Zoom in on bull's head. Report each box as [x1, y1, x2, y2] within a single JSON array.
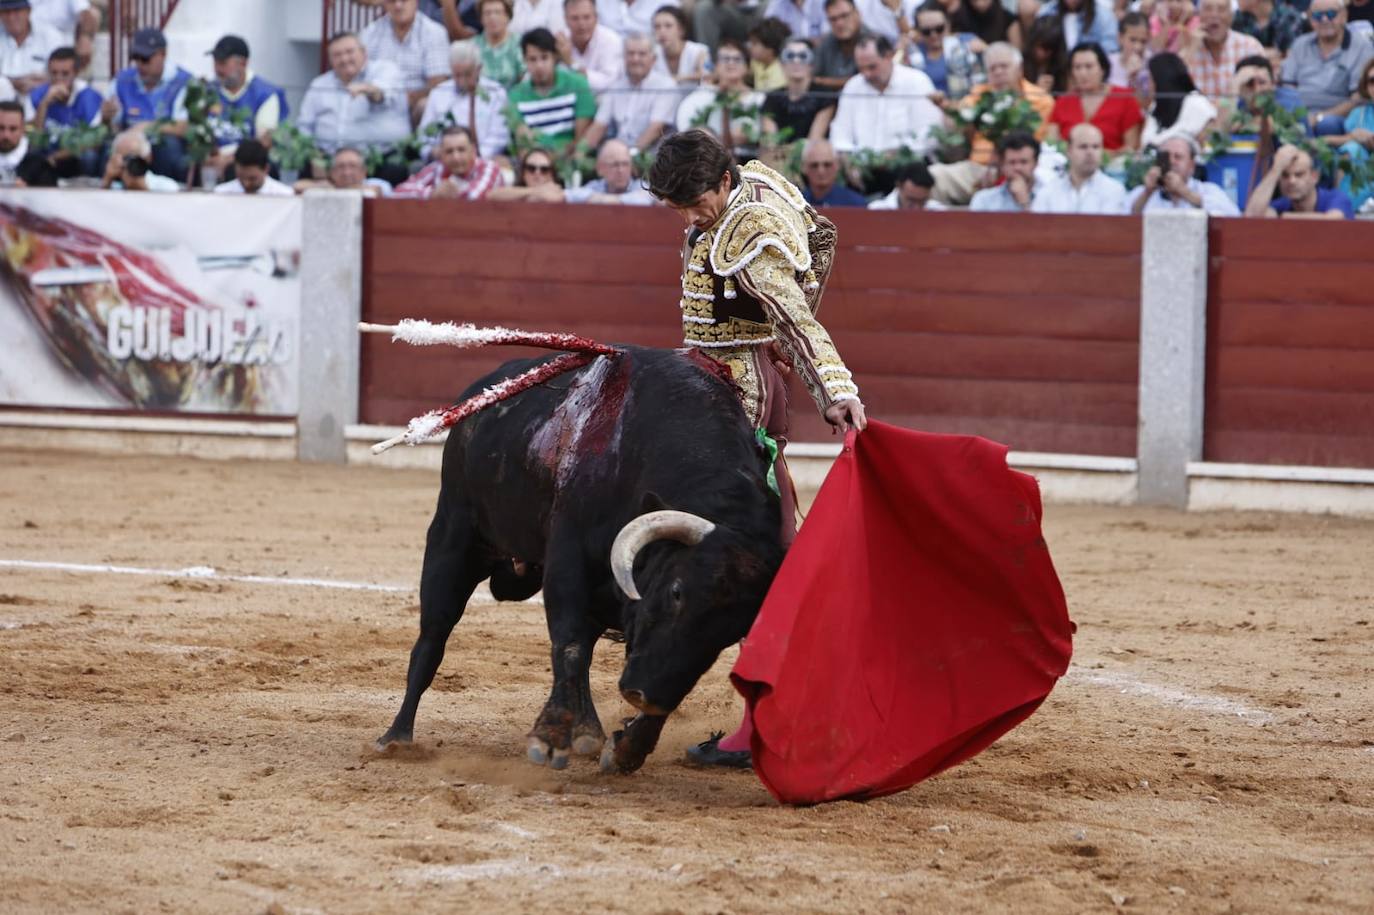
[[610, 501, 782, 715]]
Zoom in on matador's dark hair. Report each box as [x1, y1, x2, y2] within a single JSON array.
[[645, 128, 741, 206]]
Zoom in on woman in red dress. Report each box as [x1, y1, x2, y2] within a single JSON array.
[[1047, 41, 1144, 152]]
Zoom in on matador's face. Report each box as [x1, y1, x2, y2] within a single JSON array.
[[666, 172, 733, 232]]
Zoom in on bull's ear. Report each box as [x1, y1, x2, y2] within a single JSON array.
[[640, 491, 672, 514]]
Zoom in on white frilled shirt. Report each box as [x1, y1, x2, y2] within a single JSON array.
[[828, 65, 941, 156], [1031, 170, 1129, 215]]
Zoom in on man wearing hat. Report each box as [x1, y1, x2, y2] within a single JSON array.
[[206, 35, 288, 162], [0, 0, 67, 94], [100, 27, 192, 181]]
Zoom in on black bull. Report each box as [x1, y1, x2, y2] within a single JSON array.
[[377, 346, 785, 773]]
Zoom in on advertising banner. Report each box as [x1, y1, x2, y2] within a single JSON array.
[[0, 190, 301, 416]]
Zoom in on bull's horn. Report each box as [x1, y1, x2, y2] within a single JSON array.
[[610, 510, 716, 601]]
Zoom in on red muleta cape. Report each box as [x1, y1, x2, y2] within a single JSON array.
[[731, 420, 1074, 805]]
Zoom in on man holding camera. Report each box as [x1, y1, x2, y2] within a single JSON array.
[[1127, 135, 1239, 215], [100, 127, 180, 192]]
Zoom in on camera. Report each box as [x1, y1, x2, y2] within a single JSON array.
[[1155, 148, 1171, 199], [124, 156, 151, 178]]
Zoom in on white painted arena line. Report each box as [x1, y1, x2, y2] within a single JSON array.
[[0, 558, 414, 594], [1066, 665, 1275, 724]]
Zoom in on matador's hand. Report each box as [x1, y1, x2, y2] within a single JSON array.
[[825, 399, 867, 433]]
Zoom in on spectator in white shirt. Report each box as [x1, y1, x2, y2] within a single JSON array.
[[868, 160, 947, 209], [362, 0, 452, 120], [213, 139, 296, 196], [829, 34, 942, 168], [31, 0, 98, 72], [0, 0, 66, 94], [1127, 134, 1239, 216], [419, 39, 512, 160], [674, 39, 764, 154], [651, 5, 710, 86], [99, 127, 180, 192], [596, 0, 676, 38], [298, 33, 412, 157], [580, 31, 677, 151], [511, 0, 566, 39], [1032, 123, 1127, 214], [563, 137, 656, 203], [764, 0, 831, 42], [557, 0, 624, 92]]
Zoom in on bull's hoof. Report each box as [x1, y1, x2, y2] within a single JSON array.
[[572, 734, 604, 757], [526, 736, 550, 766], [374, 728, 413, 753], [599, 741, 617, 773]]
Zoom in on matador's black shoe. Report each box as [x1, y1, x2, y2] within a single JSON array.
[[684, 731, 752, 769]]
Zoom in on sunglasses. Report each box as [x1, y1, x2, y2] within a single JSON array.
[[1311, 8, 1339, 21], [132, 54, 152, 63], [918, 25, 946, 35], [523, 163, 553, 174], [717, 54, 746, 64], [781, 50, 813, 63], [804, 160, 837, 168]]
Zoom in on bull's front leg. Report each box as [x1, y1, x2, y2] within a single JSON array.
[[599, 713, 667, 774], [526, 567, 605, 769]]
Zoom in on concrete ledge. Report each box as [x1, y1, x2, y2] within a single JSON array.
[[0, 419, 297, 461], [1189, 476, 1374, 517]]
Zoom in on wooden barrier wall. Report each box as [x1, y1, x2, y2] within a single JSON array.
[[1205, 220, 1374, 468], [361, 202, 1143, 454]]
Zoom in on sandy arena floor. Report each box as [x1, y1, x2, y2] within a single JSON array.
[[0, 449, 1371, 914]]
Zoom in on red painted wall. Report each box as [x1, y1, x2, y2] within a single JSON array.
[[361, 201, 1142, 454]]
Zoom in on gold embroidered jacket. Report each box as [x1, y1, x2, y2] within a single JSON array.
[[679, 160, 860, 420]]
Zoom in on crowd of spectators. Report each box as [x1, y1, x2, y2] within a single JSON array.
[[5, 0, 1373, 218]]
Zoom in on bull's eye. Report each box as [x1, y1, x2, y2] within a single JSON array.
[[670, 580, 683, 604]]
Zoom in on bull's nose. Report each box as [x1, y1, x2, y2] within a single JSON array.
[[622, 688, 648, 710]]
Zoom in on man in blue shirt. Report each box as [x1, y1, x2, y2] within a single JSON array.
[[99, 27, 192, 181], [970, 131, 1043, 212], [204, 35, 288, 173], [800, 137, 869, 207], [29, 45, 100, 176], [1244, 143, 1355, 218]]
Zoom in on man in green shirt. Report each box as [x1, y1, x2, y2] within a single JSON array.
[[505, 27, 597, 154]]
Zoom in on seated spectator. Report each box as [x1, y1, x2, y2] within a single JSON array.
[[1140, 51, 1216, 148], [30, 0, 100, 41], [1109, 11, 1150, 93], [419, 39, 511, 161], [558, 0, 624, 93], [357, 0, 476, 40], [1353, 0, 1374, 26], [298, 32, 412, 156], [99, 127, 180, 192], [969, 129, 1042, 211], [1281, 0, 1374, 137], [506, 27, 597, 152], [1128, 134, 1239, 214], [855, 0, 909, 45], [511, 0, 568, 41], [1331, 57, 1374, 207], [598, 0, 677, 37], [487, 145, 566, 200], [1149, 0, 1198, 56], [1244, 143, 1354, 218], [100, 28, 193, 181], [868, 159, 947, 208], [1231, 54, 1304, 128], [1023, 16, 1069, 93], [815, 0, 873, 92], [0, 97, 49, 183], [953, 42, 1054, 165], [580, 32, 677, 153], [762, 39, 837, 144], [205, 36, 288, 173], [829, 35, 942, 162], [906, 3, 986, 99], [764, 0, 829, 43], [361, 0, 451, 120], [674, 38, 765, 153], [1032, 122, 1128, 212], [747, 17, 789, 92], [693, 0, 762, 52], [293, 146, 393, 197], [213, 139, 296, 196], [1234, 0, 1304, 56], [30, 45, 98, 132], [395, 124, 504, 197], [563, 137, 655, 202], [800, 137, 869, 206], [475, 0, 524, 89], [652, 5, 710, 86], [951, 0, 1021, 49], [0, 0, 65, 94], [1186, 0, 1263, 100], [1037, 0, 1118, 53], [1048, 41, 1142, 151]]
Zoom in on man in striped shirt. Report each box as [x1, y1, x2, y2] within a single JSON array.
[[395, 124, 504, 198], [506, 26, 596, 153]]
